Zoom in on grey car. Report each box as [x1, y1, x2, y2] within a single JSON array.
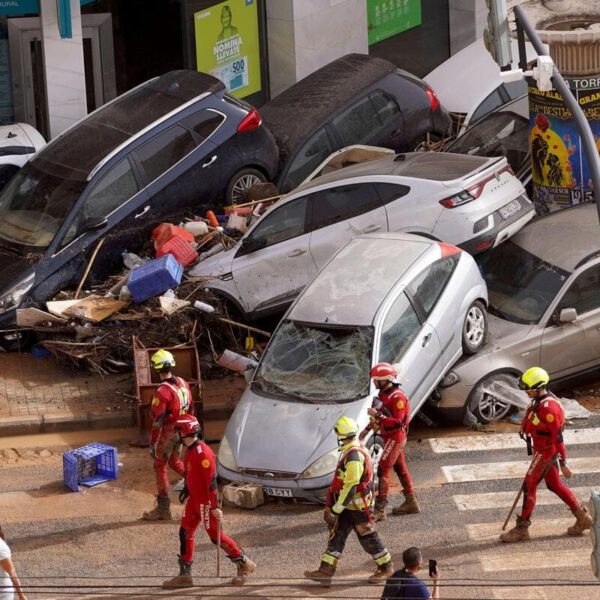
[[435, 204, 600, 424]]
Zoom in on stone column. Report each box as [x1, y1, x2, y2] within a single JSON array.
[[40, 0, 87, 138]]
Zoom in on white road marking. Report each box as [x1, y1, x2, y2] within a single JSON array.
[[466, 518, 573, 540], [493, 588, 548, 599], [429, 428, 600, 454], [480, 548, 588, 572], [454, 486, 592, 511], [442, 457, 600, 483]]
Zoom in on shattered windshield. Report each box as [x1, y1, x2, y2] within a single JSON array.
[[253, 320, 374, 403], [477, 241, 570, 324]]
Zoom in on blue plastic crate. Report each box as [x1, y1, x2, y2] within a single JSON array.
[[127, 254, 183, 303], [63, 442, 118, 492]]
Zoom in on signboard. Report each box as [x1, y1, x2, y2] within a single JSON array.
[[529, 78, 600, 213], [367, 0, 422, 46], [0, 22, 14, 125], [194, 0, 261, 99], [0, 0, 38, 16]]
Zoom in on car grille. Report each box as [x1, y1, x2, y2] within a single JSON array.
[[473, 216, 490, 234], [241, 468, 299, 480]]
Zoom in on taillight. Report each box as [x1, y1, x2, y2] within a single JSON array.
[[237, 108, 261, 133], [439, 191, 475, 208], [425, 87, 440, 112], [440, 163, 513, 208], [438, 242, 461, 257]]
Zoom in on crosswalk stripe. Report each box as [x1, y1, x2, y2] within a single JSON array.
[[453, 486, 592, 510], [466, 518, 573, 540], [480, 548, 588, 572], [430, 428, 600, 454], [492, 587, 548, 599], [442, 457, 600, 483]]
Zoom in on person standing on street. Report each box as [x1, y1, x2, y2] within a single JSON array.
[[142, 349, 192, 521], [360, 362, 419, 521], [0, 526, 27, 600], [380, 547, 440, 599], [500, 367, 593, 543], [305, 416, 393, 586], [162, 414, 256, 588]]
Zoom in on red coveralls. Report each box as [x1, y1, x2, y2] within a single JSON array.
[[372, 385, 413, 502], [179, 440, 242, 564], [519, 392, 579, 521], [150, 376, 192, 496]]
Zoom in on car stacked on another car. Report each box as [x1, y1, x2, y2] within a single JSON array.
[[0, 123, 45, 191]]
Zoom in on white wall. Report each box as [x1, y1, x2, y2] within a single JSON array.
[[449, 0, 487, 55]]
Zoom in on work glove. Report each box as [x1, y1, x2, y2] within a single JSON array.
[[358, 429, 368, 442], [178, 484, 189, 504], [324, 509, 339, 529], [211, 508, 223, 521]]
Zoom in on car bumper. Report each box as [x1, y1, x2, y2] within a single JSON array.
[[0, 308, 17, 329]]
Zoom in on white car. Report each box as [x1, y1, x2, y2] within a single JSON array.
[[191, 151, 532, 319], [0, 123, 45, 190]]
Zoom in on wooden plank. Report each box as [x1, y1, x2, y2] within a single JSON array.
[[46, 300, 80, 318], [63, 295, 128, 323], [16, 308, 67, 327]]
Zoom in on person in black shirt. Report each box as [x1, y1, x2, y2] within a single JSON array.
[[381, 547, 440, 599]]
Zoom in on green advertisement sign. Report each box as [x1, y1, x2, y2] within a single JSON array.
[[367, 0, 422, 46], [194, 0, 261, 99]]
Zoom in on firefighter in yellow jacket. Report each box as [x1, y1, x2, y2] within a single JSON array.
[[304, 416, 393, 586]]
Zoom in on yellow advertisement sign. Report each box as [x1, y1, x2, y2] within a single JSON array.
[[194, 0, 261, 99]]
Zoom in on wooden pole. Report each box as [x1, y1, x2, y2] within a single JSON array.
[[75, 238, 105, 299], [502, 487, 523, 531]]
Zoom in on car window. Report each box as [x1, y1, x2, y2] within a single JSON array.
[[282, 128, 334, 193], [501, 80, 527, 101], [135, 125, 196, 184], [181, 110, 224, 140], [311, 183, 381, 230], [557, 265, 600, 316], [332, 95, 381, 147], [407, 256, 459, 318], [374, 182, 411, 204], [370, 90, 401, 125], [378, 292, 421, 365], [0, 164, 19, 192], [471, 88, 504, 123]]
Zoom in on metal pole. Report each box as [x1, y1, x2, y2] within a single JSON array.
[[513, 4, 600, 226]]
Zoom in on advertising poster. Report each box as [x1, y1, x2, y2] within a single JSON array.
[[367, 0, 422, 46], [194, 0, 261, 99], [529, 79, 600, 213]]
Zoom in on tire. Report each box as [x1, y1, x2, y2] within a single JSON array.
[[225, 168, 267, 204], [469, 372, 518, 424], [462, 300, 487, 355], [366, 433, 385, 491]]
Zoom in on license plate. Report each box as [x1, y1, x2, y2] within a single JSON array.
[[498, 199, 521, 220], [263, 486, 293, 498]]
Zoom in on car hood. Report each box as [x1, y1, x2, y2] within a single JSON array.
[[485, 313, 534, 347], [189, 245, 236, 277], [0, 246, 37, 293], [224, 385, 369, 474]]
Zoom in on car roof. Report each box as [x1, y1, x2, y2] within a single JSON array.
[[287, 233, 434, 326], [32, 70, 225, 181], [511, 204, 600, 272], [261, 54, 398, 157]]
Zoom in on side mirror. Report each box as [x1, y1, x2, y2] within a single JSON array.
[[81, 216, 108, 232], [559, 307, 577, 323]]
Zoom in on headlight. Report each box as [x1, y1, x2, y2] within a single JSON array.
[[217, 436, 239, 472], [439, 370, 461, 388], [0, 274, 35, 315], [301, 449, 338, 479]]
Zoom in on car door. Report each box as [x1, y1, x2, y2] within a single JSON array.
[[231, 196, 316, 315], [307, 183, 388, 270], [376, 290, 442, 417], [369, 89, 405, 150], [540, 263, 600, 377], [331, 94, 388, 149]]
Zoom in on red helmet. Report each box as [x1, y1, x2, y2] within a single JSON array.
[[174, 414, 201, 437], [370, 362, 397, 382]]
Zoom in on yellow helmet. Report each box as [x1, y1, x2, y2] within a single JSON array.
[[519, 367, 549, 390], [151, 349, 176, 371], [333, 416, 359, 441]]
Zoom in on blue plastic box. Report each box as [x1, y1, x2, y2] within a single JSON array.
[[128, 254, 183, 303], [63, 442, 118, 492]]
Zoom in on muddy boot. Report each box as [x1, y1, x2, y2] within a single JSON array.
[[142, 494, 172, 521], [499, 516, 531, 543], [567, 504, 593, 535], [368, 561, 393, 584], [304, 562, 336, 587], [162, 558, 193, 588], [372, 498, 388, 522], [392, 492, 420, 515], [231, 552, 256, 585]]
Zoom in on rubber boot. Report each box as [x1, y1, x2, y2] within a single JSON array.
[[162, 558, 193, 588], [304, 562, 336, 587], [142, 494, 172, 521], [373, 498, 388, 522], [368, 561, 393, 584], [499, 516, 531, 543], [567, 505, 593, 535], [231, 553, 256, 585], [391, 492, 420, 515]]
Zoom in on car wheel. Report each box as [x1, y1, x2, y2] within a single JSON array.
[[462, 300, 487, 355], [468, 372, 518, 424], [225, 168, 267, 204], [366, 433, 384, 490]]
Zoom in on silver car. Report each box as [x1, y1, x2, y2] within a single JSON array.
[[217, 233, 488, 499], [436, 204, 600, 424]]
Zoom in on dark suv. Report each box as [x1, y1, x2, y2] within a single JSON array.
[[261, 54, 452, 193]]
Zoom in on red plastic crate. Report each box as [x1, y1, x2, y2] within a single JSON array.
[[152, 223, 194, 250], [156, 235, 198, 267]]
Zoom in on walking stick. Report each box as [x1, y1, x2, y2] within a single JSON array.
[[502, 486, 523, 531], [216, 497, 222, 578]]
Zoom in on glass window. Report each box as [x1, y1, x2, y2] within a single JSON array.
[[501, 80, 527, 101], [332, 95, 381, 147], [247, 196, 308, 249], [378, 293, 421, 365], [558, 265, 600, 316], [370, 90, 400, 125], [135, 125, 196, 183], [471, 88, 504, 123], [374, 182, 411, 205], [407, 256, 458, 318], [311, 184, 381, 230], [181, 110, 224, 139]]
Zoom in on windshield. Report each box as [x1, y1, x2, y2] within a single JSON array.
[[477, 241, 570, 324], [0, 162, 85, 248], [253, 320, 374, 403]]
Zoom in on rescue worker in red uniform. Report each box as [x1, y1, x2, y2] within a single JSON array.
[[142, 349, 192, 521], [359, 362, 419, 521], [162, 414, 256, 588], [305, 416, 393, 586], [500, 367, 593, 543]]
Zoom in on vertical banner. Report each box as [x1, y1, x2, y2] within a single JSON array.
[[0, 19, 14, 125], [194, 0, 261, 99], [367, 0, 422, 46]]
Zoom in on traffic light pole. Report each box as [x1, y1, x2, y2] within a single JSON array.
[[513, 4, 600, 224]]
